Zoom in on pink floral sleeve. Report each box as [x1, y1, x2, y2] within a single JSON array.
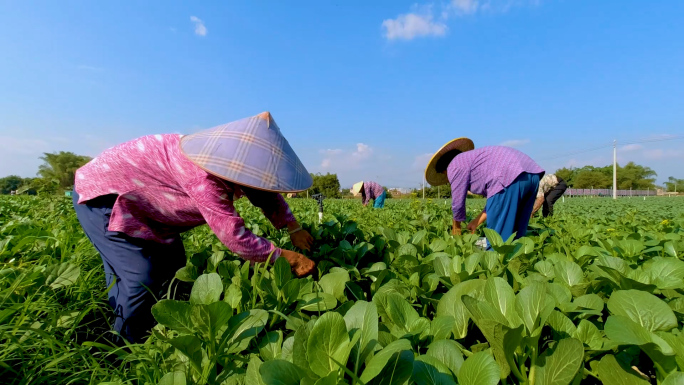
[[183, 175, 280, 263]]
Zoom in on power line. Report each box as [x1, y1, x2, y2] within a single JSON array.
[[537, 134, 683, 162]]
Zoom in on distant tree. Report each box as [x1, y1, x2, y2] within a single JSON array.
[[383, 186, 393, 199], [572, 170, 612, 189], [616, 162, 657, 189], [37, 151, 91, 190], [665, 176, 683, 192], [0, 175, 27, 194], [309, 173, 341, 199], [554, 167, 575, 186]]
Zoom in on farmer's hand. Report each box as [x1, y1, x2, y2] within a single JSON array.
[[280, 249, 316, 277], [290, 229, 313, 251], [467, 220, 479, 234]]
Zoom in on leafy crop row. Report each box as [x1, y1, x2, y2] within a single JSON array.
[[1, 196, 683, 385]]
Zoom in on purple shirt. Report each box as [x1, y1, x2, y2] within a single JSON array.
[[447, 146, 544, 221], [362, 181, 384, 206]]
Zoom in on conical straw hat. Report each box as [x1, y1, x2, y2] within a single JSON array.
[[180, 112, 313, 192], [351, 181, 364, 196], [424, 137, 475, 186]]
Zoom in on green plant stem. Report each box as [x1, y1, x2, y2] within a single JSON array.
[[528, 347, 538, 385]]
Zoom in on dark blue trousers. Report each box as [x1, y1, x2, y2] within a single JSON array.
[[72, 191, 186, 343], [485, 172, 542, 242]]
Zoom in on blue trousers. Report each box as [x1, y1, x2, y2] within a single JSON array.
[[72, 192, 186, 343], [485, 172, 541, 242], [373, 191, 387, 208]]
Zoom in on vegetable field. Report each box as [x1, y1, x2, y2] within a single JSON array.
[[1, 196, 684, 385]]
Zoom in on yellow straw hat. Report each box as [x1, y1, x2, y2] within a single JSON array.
[[424, 137, 475, 186], [351, 181, 364, 196]]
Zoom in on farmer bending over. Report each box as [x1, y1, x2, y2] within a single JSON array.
[[425, 139, 545, 242], [351, 181, 386, 208], [73, 112, 315, 343], [531, 173, 568, 218]]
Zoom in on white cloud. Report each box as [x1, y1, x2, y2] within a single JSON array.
[[352, 143, 373, 160], [319, 148, 343, 155], [319, 143, 375, 170], [190, 16, 207, 36], [382, 12, 447, 41], [449, 0, 480, 14], [620, 144, 643, 152], [384, 0, 541, 40], [643, 148, 684, 160], [499, 139, 530, 148]]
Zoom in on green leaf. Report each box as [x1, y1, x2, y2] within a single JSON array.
[[607, 290, 678, 332], [344, 301, 379, 371], [223, 309, 269, 353], [359, 339, 413, 384], [534, 338, 584, 385], [168, 335, 203, 372], [662, 372, 684, 385], [483, 228, 504, 248], [426, 340, 465, 377], [151, 300, 194, 334], [258, 331, 283, 361], [281, 279, 301, 305], [430, 316, 455, 341], [430, 239, 448, 253], [260, 359, 305, 385], [604, 315, 677, 375], [374, 292, 419, 335], [246, 356, 266, 385], [412, 355, 457, 385], [273, 257, 292, 289], [307, 311, 351, 377], [483, 277, 520, 326], [436, 279, 485, 338], [515, 282, 547, 334], [664, 242, 678, 258], [43, 263, 80, 289], [457, 352, 500, 385], [597, 354, 650, 385], [298, 292, 338, 312], [174, 265, 199, 282], [574, 320, 603, 350], [571, 294, 604, 315], [546, 310, 577, 339], [553, 260, 585, 287], [293, 320, 316, 373], [190, 301, 232, 340], [190, 273, 223, 305], [319, 271, 351, 302], [158, 372, 186, 385]]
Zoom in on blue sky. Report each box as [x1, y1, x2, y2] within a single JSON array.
[[1, 0, 682, 188]]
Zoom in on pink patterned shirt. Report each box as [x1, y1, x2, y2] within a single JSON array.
[[74, 134, 297, 263]]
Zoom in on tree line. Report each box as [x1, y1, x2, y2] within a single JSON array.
[[1, 153, 680, 195], [0, 152, 91, 195]]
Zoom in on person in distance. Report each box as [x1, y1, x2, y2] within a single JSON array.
[[425, 138, 545, 244], [351, 181, 387, 208], [531, 173, 568, 218], [72, 112, 315, 343]]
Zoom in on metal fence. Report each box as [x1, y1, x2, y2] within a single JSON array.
[[566, 188, 656, 197]]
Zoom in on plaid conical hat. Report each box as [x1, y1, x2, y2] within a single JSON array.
[[424, 137, 475, 186], [180, 112, 313, 193]]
